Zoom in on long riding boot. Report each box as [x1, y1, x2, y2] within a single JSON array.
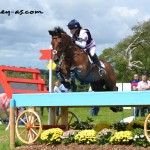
[[91, 54, 106, 76]]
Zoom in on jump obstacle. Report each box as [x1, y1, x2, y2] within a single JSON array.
[[10, 90, 150, 148], [0, 65, 49, 147], [2, 49, 149, 149]]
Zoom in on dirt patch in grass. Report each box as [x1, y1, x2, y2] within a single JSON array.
[[0, 135, 8, 142], [16, 143, 150, 150]]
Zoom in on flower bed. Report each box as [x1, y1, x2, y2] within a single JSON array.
[[39, 120, 150, 148]]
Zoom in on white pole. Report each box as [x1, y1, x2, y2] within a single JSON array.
[[49, 58, 52, 93], [48, 47, 52, 125], [48, 47, 55, 125]]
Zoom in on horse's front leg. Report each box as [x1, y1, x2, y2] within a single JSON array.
[[55, 67, 65, 81], [61, 60, 77, 92], [55, 59, 69, 81]]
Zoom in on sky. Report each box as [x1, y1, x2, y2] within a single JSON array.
[[0, 0, 150, 69]]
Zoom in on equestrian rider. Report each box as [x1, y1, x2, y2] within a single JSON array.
[[67, 19, 106, 76]]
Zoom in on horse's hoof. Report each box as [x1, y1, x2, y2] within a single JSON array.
[[118, 107, 123, 112], [110, 107, 123, 112], [110, 107, 118, 112]]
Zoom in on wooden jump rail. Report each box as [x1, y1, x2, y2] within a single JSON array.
[[0, 65, 51, 148], [0, 65, 48, 99], [10, 91, 150, 148]]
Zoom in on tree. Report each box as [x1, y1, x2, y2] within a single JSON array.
[[99, 20, 150, 82]]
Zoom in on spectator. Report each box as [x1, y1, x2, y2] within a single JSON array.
[[131, 74, 144, 117], [136, 72, 150, 116], [131, 74, 139, 90], [53, 81, 69, 118], [89, 86, 99, 116], [137, 72, 150, 91]]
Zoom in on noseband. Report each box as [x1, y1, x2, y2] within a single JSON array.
[[52, 36, 65, 67]]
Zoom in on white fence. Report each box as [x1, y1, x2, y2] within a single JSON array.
[[116, 83, 131, 91], [116, 83, 131, 109]]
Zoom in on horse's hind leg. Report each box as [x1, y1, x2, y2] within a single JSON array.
[[105, 83, 123, 112]]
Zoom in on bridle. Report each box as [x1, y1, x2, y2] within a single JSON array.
[[52, 35, 86, 67], [52, 36, 66, 67]]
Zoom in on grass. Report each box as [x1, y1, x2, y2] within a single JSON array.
[[0, 124, 10, 150], [0, 124, 24, 150], [0, 107, 147, 149], [40, 107, 134, 125]]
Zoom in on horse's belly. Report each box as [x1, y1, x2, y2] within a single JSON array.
[[74, 67, 100, 83]]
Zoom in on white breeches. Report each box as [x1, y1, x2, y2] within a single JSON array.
[[86, 46, 96, 57]]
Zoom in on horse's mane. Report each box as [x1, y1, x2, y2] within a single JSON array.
[[53, 26, 66, 34], [49, 26, 68, 37]]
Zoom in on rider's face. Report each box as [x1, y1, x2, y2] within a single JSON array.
[[69, 28, 76, 35]]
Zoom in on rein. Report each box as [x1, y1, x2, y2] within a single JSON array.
[[52, 34, 86, 68]]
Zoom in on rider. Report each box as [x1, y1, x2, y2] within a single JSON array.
[[67, 19, 106, 76]]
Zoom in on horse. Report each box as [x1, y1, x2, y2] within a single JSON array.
[[49, 27, 122, 112]]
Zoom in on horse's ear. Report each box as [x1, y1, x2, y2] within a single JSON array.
[[48, 30, 61, 37], [48, 30, 55, 36]]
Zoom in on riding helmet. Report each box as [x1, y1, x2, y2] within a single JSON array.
[[67, 19, 81, 29]]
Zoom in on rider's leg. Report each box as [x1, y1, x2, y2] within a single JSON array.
[[88, 47, 106, 76]]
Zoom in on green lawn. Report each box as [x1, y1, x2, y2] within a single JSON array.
[[40, 107, 134, 125], [0, 107, 147, 150]]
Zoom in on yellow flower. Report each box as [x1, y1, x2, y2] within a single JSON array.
[[40, 128, 63, 144], [75, 130, 96, 144], [110, 131, 133, 144]]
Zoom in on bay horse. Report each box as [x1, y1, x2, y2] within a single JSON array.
[[49, 27, 122, 112]]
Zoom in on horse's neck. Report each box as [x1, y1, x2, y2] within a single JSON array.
[[65, 46, 90, 67]]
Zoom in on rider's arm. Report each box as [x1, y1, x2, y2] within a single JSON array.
[[74, 31, 88, 48], [75, 40, 86, 48]]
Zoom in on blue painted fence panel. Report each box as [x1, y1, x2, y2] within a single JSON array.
[[10, 91, 150, 107]]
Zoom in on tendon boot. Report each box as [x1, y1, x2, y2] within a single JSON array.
[[55, 67, 65, 82], [91, 54, 106, 76]]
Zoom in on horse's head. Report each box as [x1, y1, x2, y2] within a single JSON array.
[[49, 27, 66, 63], [49, 27, 72, 64]]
